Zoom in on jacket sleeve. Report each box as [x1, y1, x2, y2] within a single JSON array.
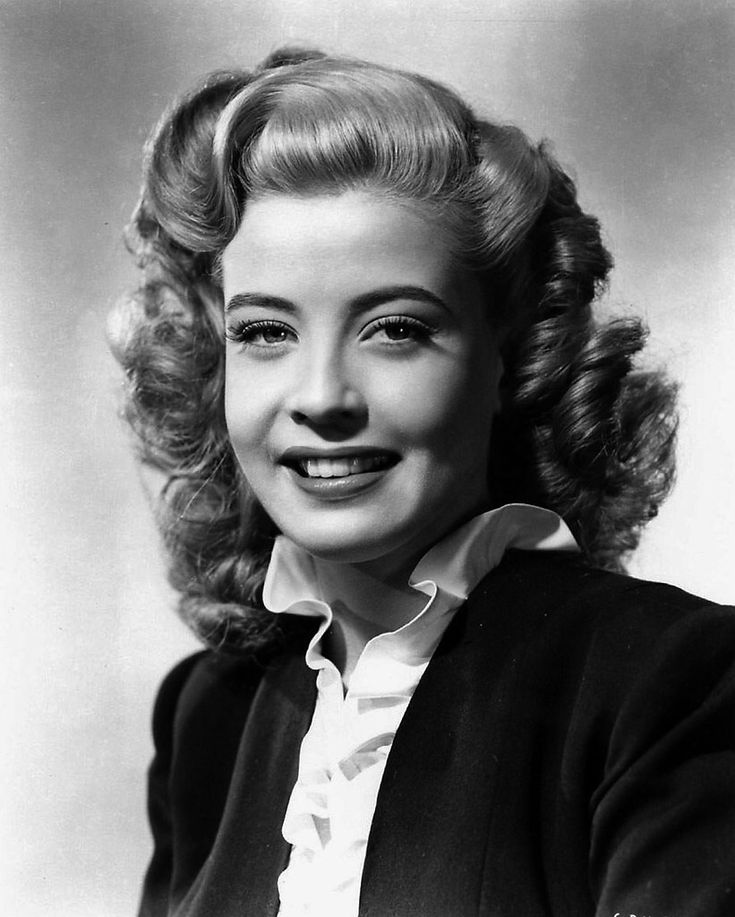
[[138, 652, 207, 917], [589, 602, 735, 917]]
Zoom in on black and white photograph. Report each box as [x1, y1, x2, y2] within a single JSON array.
[[2, 1, 734, 915]]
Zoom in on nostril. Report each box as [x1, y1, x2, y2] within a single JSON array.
[[290, 403, 367, 427], [287, 385, 367, 426]]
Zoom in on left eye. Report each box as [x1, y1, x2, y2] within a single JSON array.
[[367, 316, 434, 344], [225, 320, 295, 347]]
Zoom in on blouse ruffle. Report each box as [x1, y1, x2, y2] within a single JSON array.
[[263, 504, 577, 917]]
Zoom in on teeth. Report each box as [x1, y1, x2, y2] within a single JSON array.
[[300, 455, 391, 478]]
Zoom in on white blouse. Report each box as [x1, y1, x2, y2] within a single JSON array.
[[262, 504, 578, 917]]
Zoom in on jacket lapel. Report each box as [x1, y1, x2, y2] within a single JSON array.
[[176, 649, 317, 917], [359, 562, 528, 917]]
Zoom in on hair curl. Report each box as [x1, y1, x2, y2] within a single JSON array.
[[110, 47, 677, 652]]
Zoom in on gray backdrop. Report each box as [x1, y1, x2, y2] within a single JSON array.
[[2, 1, 733, 914]]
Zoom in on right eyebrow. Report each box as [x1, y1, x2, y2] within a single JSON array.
[[224, 293, 297, 314]]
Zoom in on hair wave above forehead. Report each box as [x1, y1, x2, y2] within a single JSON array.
[[212, 58, 480, 225], [143, 52, 552, 272]]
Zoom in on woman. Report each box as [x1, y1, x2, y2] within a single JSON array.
[[112, 48, 735, 917]]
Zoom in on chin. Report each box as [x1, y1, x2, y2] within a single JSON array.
[[274, 508, 442, 571], [279, 528, 398, 565]]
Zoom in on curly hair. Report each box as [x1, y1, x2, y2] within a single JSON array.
[[110, 47, 677, 652]]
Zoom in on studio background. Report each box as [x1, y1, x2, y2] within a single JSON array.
[[1, 1, 733, 914]]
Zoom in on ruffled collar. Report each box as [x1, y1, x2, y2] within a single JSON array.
[[262, 503, 578, 678]]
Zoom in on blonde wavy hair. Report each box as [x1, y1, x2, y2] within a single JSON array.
[[110, 48, 677, 652]]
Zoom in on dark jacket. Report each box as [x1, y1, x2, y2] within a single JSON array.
[[138, 549, 735, 916]]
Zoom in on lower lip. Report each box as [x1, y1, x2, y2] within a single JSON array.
[[283, 464, 393, 500]]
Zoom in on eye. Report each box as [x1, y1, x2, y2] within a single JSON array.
[[365, 315, 436, 345], [225, 319, 296, 348]]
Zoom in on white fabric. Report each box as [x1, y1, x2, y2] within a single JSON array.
[[262, 504, 578, 917]]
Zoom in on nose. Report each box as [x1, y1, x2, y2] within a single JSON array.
[[285, 348, 368, 434]]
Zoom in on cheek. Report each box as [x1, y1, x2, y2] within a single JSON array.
[[388, 353, 498, 459], [224, 370, 271, 458]]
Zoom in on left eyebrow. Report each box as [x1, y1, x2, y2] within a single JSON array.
[[225, 293, 296, 314], [350, 285, 450, 314]]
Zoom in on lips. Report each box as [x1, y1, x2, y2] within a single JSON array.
[[279, 448, 399, 479]]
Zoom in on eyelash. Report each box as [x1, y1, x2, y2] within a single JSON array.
[[224, 315, 437, 349], [225, 320, 294, 347], [367, 315, 436, 344]]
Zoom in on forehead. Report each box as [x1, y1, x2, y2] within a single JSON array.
[[221, 191, 465, 301]]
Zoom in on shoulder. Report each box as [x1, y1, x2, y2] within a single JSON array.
[[483, 547, 733, 639], [491, 547, 719, 608], [151, 648, 274, 754], [150, 614, 317, 756], [466, 548, 735, 713]]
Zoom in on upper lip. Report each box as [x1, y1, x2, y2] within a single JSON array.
[[278, 446, 399, 464]]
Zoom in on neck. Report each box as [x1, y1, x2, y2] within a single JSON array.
[[312, 556, 426, 686], [307, 501, 494, 684]]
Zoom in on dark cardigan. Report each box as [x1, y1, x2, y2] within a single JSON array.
[[139, 550, 735, 917]]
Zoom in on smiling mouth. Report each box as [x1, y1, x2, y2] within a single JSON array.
[[282, 452, 399, 479]]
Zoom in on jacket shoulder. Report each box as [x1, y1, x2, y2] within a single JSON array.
[[140, 649, 281, 916], [152, 649, 272, 764], [491, 548, 732, 635], [468, 549, 735, 714]]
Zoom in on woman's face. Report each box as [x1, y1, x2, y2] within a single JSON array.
[[222, 191, 502, 575]]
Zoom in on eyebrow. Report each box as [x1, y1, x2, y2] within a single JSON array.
[[225, 293, 296, 314], [224, 285, 450, 315]]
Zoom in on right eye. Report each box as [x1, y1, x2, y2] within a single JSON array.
[[225, 320, 296, 349]]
